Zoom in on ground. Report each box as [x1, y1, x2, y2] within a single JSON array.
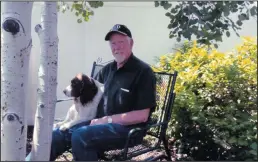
[[27, 134, 179, 161], [26, 127, 181, 161], [54, 148, 178, 161]]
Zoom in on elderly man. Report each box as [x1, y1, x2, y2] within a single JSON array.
[[50, 24, 156, 161]]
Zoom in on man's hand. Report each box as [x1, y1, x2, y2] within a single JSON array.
[[90, 109, 150, 126], [90, 116, 108, 126]]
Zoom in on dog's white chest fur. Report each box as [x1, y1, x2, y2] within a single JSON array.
[[54, 80, 104, 131]]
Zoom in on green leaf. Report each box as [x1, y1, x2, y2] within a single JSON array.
[[189, 19, 198, 26], [215, 35, 222, 42], [223, 7, 230, 17], [238, 139, 248, 146], [250, 142, 257, 150], [239, 13, 247, 21], [251, 114, 257, 120], [250, 6, 257, 16], [215, 20, 224, 28], [84, 16, 89, 22], [236, 20, 243, 26], [232, 8, 238, 13], [182, 30, 191, 40], [171, 8, 177, 14], [77, 18, 82, 23], [82, 10, 87, 17], [160, 2, 172, 10], [171, 21, 178, 28], [99, 1, 104, 7], [57, 5, 60, 11], [198, 19, 205, 25], [165, 12, 171, 17], [197, 31, 205, 37], [192, 116, 199, 120], [204, 24, 211, 30], [163, 3, 172, 10], [168, 24, 173, 29], [74, 3, 81, 10], [176, 37, 181, 42], [169, 34, 176, 39], [249, 150, 257, 156], [89, 11, 94, 16], [88, 1, 104, 8], [154, 1, 159, 7], [214, 44, 218, 48], [226, 31, 230, 37], [228, 137, 237, 144]]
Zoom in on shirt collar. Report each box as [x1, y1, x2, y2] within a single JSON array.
[[111, 53, 135, 71]]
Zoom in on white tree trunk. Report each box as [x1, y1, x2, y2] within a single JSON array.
[[1, 2, 33, 161], [29, 2, 59, 161]]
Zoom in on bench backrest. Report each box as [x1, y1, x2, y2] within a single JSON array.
[[149, 72, 177, 141], [91, 62, 105, 79]]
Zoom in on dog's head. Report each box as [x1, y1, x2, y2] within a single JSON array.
[[63, 73, 98, 105]]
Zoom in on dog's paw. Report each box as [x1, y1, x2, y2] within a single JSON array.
[[53, 122, 62, 129], [53, 124, 59, 129], [59, 124, 70, 131]]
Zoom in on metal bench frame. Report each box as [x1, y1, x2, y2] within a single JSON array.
[[27, 59, 178, 161]]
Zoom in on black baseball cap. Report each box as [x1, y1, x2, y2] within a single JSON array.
[[105, 24, 132, 41]]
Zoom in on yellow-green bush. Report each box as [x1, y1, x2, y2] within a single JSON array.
[[152, 37, 257, 160]]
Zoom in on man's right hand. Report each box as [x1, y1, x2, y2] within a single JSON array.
[[90, 116, 109, 126]]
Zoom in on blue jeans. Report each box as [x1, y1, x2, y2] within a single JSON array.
[[50, 121, 144, 161]]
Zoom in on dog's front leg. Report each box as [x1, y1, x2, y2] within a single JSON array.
[[54, 117, 70, 129], [53, 106, 74, 129], [54, 121, 66, 129]]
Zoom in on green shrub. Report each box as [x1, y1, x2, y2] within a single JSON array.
[[152, 37, 257, 160]]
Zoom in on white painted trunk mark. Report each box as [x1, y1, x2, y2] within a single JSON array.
[[1, 2, 34, 161], [29, 2, 59, 161]]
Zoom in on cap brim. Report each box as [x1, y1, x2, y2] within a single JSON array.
[[105, 31, 128, 41]]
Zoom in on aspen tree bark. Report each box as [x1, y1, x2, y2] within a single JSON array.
[[1, 2, 34, 161], [29, 2, 59, 161]]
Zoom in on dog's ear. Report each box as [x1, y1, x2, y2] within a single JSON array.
[[79, 75, 98, 105]]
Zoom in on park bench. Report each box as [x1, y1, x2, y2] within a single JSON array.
[[27, 59, 178, 161]]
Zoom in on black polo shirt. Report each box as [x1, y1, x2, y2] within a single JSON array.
[[95, 54, 156, 128]]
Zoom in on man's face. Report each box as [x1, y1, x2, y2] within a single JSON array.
[[109, 33, 133, 64]]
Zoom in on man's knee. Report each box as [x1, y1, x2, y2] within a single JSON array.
[[52, 128, 67, 145], [71, 125, 105, 150], [50, 128, 70, 161], [71, 126, 91, 146]]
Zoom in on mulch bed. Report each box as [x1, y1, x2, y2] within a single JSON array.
[[26, 128, 180, 161]]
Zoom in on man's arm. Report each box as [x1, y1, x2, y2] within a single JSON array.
[[90, 108, 150, 126]]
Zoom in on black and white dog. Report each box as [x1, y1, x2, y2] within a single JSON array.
[[54, 73, 104, 131]]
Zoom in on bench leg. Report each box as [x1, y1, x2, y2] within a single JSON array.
[[162, 136, 172, 161]]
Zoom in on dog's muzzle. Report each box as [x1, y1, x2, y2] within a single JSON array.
[[63, 85, 72, 97]]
